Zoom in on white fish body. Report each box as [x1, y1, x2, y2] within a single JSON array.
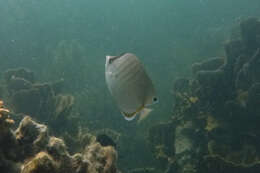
[[105, 53, 158, 121]]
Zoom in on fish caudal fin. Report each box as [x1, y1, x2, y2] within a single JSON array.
[[138, 108, 153, 123]]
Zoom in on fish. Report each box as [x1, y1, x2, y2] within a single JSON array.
[[105, 53, 158, 121]]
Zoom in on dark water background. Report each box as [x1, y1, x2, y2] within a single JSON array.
[[0, 0, 260, 171]]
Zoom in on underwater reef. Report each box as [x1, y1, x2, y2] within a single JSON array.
[[0, 100, 121, 173], [148, 17, 260, 173], [2, 67, 79, 135], [0, 68, 121, 172]]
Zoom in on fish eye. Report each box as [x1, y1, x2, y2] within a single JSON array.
[[153, 97, 158, 102]]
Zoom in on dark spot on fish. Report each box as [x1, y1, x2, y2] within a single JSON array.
[[153, 97, 158, 102]]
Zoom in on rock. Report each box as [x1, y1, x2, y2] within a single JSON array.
[[4, 68, 35, 84], [148, 122, 175, 158], [11, 83, 55, 120], [7, 77, 33, 92], [196, 69, 225, 87], [95, 129, 120, 149], [71, 153, 89, 173], [96, 134, 117, 148], [248, 82, 260, 116], [233, 55, 249, 76], [235, 49, 260, 90], [84, 143, 117, 173], [149, 17, 260, 173], [129, 168, 156, 173], [0, 99, 121, 173], [199, 155, 260, 173], [164, 161, 178, 173], [173, 78, 190, 93], [47, 137, 75, 173], [0, 101, 21, 173], [53, 94, 74, 120], [192, 57, 224, 75], [15, 116, 49, 157], [21, 152, 58, 173], [240, 17, 260, 53], [224, 40, 245, 66], [235, 62, 251, 90], [248, 49, 260, 83], [47, 137, 69, 160]]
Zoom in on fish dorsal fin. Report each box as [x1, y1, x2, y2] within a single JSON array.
[[107, 53, 128, 64]]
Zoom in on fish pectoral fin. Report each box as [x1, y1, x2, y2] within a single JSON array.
[[122, 111, 138, 121], [137, 108, 153, 123]]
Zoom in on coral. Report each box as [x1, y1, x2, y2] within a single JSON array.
[[15, 116, 49, 157], [96, 134, 117, 148], [205, 115, 219, 132], [84, 143, 118, 173], [0, 100, 20, 173], [21, 152, 58, 173], [235, 48, 260, 90], [0, 100, 13, 132], [54, 94, 74, 119], [192, 56, 224, 74], [95, 128, 121, 149], [4, 68, 35, 84], [199, 155, 260, 173], [240, 17, 260, 52], [148, 122, 175, 158], [47, 137, 69, 160], [148, 17, 260, 173], [129, 168, 156, 173], [0, 100, 120, 173], [63, 127, 96, 154], [7, 77, 33, 92], [3, 69, 78, 136], [11, 83, 55, 120], [235, 89, 248, 107]]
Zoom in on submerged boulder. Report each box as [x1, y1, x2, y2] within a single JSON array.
[[21, 152, 58, 173]]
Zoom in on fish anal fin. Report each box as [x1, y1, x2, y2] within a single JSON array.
[[138, 108, 153, 123], [122, 111, 138, 121]]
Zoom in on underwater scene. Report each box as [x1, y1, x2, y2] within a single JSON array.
[[1, 0, 260, 173]]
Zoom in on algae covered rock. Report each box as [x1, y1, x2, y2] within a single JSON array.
[[95, 128, 120, 149], [0, 101, 21, 173], [84, 143, 118, 173], [240, 17, 260, 52], [192, 57, 224, 74], [148, 17, 260, 173], [0, 99, 121, 173], [4, 68, 35, 84], [4, 68, 77, 135], [15, 116, 49, 157], [129, 168, 156, 173], [21, 152, 58, 173]]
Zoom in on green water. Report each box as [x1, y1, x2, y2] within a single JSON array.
[[0, 0, 260, 171]]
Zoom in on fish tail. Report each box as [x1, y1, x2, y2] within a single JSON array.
[[137, 108, 153, 123]]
